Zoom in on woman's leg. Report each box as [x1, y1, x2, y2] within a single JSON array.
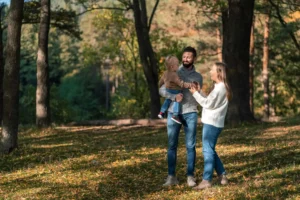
[[214, 153, 226, 176], [202, 124, 223, 181]]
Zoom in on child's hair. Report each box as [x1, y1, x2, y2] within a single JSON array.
[[183, 46, 197, 58], [164, 55, 179, 71], [214, 62, 232, 100]]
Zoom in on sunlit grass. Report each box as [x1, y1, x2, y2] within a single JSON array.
[[0, 118, 299, 199]]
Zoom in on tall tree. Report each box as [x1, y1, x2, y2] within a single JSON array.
[[215, 13, 222, 62], [36, 0, 51, 127], [1, 0, 24, 153], [262, 4, 270, 119], [249, 16, 255, 114], [131, 0, 161, 119], [222, 0, 256, 123], [0, 3, 6, 123]]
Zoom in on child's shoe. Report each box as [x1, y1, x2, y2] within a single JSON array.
[[171, 116, 182, 124], [158, 112, 164, 119]]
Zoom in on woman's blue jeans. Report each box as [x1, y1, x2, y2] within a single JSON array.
[[202, 123, 226, 181], [167, 112, 197, 176]]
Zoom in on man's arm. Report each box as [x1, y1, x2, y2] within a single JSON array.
[[159, 85, 176, 101]]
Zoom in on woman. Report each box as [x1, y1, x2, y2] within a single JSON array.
[[189, 62, 232, 190]]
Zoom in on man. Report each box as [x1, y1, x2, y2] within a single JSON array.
[[159, 46, 203, 187]]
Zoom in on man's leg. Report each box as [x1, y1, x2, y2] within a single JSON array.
[[163, 113, 182, 186], [182, 112, 198, 176], [182, 112, 198, 187], [167, 112, 181, 175]]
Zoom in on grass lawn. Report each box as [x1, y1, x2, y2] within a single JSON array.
[[0, 118, 299, 200]]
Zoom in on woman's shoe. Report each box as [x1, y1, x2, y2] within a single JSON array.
[[193, 180, 212, 190]]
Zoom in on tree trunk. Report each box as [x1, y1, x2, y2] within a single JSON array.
[[1, 0, 24, 154], [132, 0, 160, 119], [262, 10, 270, 119], [36, 0, 51, 127], [249, 16, 255, 114], [270, 82, 276, 117], [215, 14, 222, 62], [0, 5, 4, 123], [222, 0, 255, 124]]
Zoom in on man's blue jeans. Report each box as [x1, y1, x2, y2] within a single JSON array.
[[202, 123, 226, 181], [167, 112, 197, 176], [160, 89, 181, 116]]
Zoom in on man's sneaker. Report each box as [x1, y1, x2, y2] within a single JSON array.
[[219, 174, 228, 185], [187, 176, 197, 187], [163, 175, 179, 186], [193, 180, 212, 190], [171, 116, 182, 124], [158, 112, 164, 119]]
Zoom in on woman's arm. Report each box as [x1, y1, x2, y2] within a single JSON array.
[[190, 88, 219, 109]]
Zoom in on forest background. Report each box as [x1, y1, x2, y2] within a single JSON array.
[[0, 0, 299, 124]]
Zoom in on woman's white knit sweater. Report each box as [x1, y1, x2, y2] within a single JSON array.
[[192, 82, 228, 128]]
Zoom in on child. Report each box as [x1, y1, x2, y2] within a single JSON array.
[[158, 55, 192, 124], [189, 62, 232, 190]]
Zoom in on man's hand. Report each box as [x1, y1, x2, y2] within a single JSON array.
[[175, 93, 183, 102]]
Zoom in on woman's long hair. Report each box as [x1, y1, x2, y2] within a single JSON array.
[[214, 62, 233, 100]]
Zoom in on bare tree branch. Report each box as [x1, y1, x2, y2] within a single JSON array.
[[148, 0, 159, 30], [76, 6, 129, 16], [268, 0, 300, 51]]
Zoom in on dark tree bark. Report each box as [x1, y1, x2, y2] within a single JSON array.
[[262, 9, 270, 119], [36, 0, 51, 127], [222, 0, 255, 123], [132, 0, 161, 119], [1, 0, 24, 153], [0, 4, 5, 123], [249, 16, 255, 114]]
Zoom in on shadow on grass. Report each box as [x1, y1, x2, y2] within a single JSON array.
[[0, 120, 299, 199]]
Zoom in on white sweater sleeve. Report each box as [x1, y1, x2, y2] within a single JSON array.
[[192, 89, 219, 109]]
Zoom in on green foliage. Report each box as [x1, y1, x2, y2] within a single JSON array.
[[253, 16, 300, 117], [58, 66, 106, 121], [13, 0, 300, 124], [23, 0, 82, 39], [50, 85, 76, 124], [19, 85, 36, 124], [109, 79, 150, 119], [19, 85, 76, 124]]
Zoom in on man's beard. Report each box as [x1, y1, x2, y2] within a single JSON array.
[[182, 62, 193, 68]]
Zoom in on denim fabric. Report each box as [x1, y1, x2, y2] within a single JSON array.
[[160, 89, 181, 116], [202, 123, 226, 181], [167, 112, 198, 176]]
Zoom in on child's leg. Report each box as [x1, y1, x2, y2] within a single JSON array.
[[160, 99, 172, 113], [165, 89, 181, 117], [172, 102, 181, 117]]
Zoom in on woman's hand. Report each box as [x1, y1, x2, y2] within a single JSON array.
[[193, 81, 201, 91], [175, 93, 183, 102], [189, 86, 197, 94], [189, 81, 200, 94]]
